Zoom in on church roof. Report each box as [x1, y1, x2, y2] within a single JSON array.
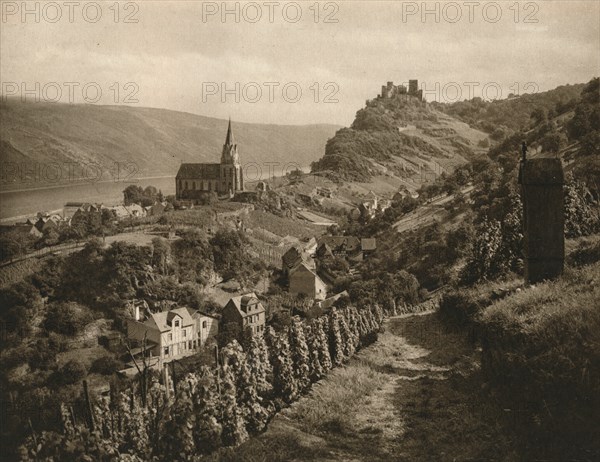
[[176, 163, 221, 179], [225, 118, 235, 146]]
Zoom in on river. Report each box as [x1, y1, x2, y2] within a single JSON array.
[[0, 177, 176, 222]]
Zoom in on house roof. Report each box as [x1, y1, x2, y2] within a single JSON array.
[[226, 292, 265, 317], [361, 238, 377, 251], [315, 290, 349, 310], [176, 163, 221, 180], [144, 307, 195, 332], [282, 247, 303, 268], [318, 236, 361, 253], [186, 307, 220, 320]]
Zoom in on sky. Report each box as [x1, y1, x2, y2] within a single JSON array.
[[1, 0, 599, 126]]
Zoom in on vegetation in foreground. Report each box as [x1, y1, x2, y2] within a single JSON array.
[[439, 236, 600, 461]]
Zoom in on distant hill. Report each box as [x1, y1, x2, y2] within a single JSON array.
[[311, 93, 489, 189], [0, 99, 340, 190]]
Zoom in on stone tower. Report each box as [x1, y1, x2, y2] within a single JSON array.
[[519, 157, 565, 283], [220, 118, 244, 194]]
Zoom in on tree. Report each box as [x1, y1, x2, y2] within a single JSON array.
[[43, 302, 91, 336], [151, 237, 171, 275], [123, 185, 144, 206], [210, 230, 249, 280]]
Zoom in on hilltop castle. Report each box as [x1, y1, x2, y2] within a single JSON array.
[[175, 119, 244, 199], [378, 79, 423, 101]]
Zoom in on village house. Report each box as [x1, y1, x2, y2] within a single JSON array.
[[221, 293, 266, 335], [126, 306, 218, 363], [144, 202, 167, 217], [63, 202, 103, 221], [316, 236, 376, 262], [289, 262, 327, 301], [313, 290, 349, 311], [281, 245, 315, 277], [33, 213, 64, 233]]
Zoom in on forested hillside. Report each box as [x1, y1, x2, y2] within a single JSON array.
[[434, 83, 586, 137]]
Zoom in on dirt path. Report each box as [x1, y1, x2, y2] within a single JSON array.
[[224, 312, 518, 462]]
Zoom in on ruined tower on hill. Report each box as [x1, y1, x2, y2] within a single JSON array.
[[379, 79, 423, 101]]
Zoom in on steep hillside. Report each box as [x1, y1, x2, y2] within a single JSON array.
[[434, 83, 586, 136], [0, 99, 340, 190], [311, 94, 488, 189]]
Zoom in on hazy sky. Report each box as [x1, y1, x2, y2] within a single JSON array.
[[1, 1, 599, 125]]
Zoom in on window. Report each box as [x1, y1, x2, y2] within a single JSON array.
[[175, 320, 180, 327], [188, 341, 192, 350], [202, 321, 207, 329], [164, 347, 169, 356], [183, 329, 187, 337], [168, 333, 172, 341]]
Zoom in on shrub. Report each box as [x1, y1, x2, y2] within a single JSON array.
[[52, 359, 87, 385], [90, 356, 123, 375], [568, 237, 600, 267]]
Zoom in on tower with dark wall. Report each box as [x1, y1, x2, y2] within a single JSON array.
[[519, 156, 565, 283], [408, 79, 418, 95]]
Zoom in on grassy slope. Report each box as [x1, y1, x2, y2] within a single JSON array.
[[0, 99, 340, 189]]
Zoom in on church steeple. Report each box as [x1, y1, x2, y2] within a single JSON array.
[[225, 117, 235, 146], [221, 117, 240, 165]]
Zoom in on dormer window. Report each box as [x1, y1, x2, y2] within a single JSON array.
[[175, 320, 180, 328]]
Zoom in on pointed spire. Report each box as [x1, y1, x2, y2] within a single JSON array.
[[225, 117, 235, 146]]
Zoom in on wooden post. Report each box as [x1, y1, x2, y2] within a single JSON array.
[[82, 380, 95, 432], [214, 345, 221, 395], [519, 158, 565, 283]]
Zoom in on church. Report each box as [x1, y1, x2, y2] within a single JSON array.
[[175, 119, 244, 199]]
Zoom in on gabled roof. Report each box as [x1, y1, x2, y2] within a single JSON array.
[[226, 292, 265, 317], [291, 262, 327, 286], [282, 247, 303, 268], [176, 163, 221, 179], [143, 307, 195, 332], [186, 307, 220, 320], [318, 236, 361, 253]]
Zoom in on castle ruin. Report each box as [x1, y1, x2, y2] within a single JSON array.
[[379, 79, 423, 101]]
